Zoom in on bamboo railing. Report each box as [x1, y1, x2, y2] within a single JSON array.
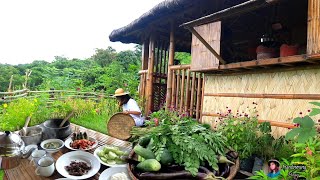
[[167, 65, 204, 120], [0, 89, 115, 103]]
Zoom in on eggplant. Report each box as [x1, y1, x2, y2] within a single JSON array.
[[219, 164, 230, 177], [83, 132, 88, 140]]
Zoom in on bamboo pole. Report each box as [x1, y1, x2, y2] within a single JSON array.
[[166, 21, 175, 108], [159, 42, 164, 76], [142, 41, 149, 70], [200, 74, 205, 122], [7, 75, 13, 92], [175, 69, 180, 109], [201, 112, 297, 129], [307, 0, 320, 55], [171, 69, 176, 108], [196, 74, 202, 120], [190, 72, 196, 116], [203, 93, 320, 100], [146, 34, 155, 115], [155, 41, 160, 75], [179, 69, 185, 113], [170, 64, 191, 70], [184, 69, 191, 113], [163, 47, 167, 79]]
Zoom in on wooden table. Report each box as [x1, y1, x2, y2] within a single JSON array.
[[4, 124, 132, 180]]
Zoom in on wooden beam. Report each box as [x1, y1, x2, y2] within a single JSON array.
[[170, 64, 191, 70], [181, 0, 280, 28], [187, 27, 226, 65], [141, 41, 149, 70], [204, 93, 320, 100], [166, 22, 176, 108]]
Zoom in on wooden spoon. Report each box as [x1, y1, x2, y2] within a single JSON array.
[[22, 116, 31, 136], [59, 111, 74, 128]]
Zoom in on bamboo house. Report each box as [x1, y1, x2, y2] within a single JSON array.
[[109, 0, 320, 137]]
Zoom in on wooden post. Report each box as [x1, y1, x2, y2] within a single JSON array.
[[159, 42, 164, 76], [307, 0, 320, 56], [175, 69, 180, 110], [7, 75, 13, 92], [171, 69, 176, 108], [184, 70, 191, 113], [190, 72, 196, 116], [179, 69, 185, 113], [141, 41, 149, 70], [196, 74, 202, 120], [146, 35, 155, 115], [166, 22, 175, 108]]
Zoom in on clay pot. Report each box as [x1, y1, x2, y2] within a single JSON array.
[[280, 44, 299, 57]]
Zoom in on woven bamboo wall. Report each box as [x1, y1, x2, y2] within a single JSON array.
[[201, 68, 320, 137]]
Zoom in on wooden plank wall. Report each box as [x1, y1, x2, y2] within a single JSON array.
[[191, 21, 221, 71], [201, 68, 320, 137]]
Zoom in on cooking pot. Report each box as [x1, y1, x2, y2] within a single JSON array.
[[39, 119, 72, 140], [0, 131, 36, 169]]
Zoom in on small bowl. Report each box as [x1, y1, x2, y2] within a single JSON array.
[[41, 139, 64, 153]]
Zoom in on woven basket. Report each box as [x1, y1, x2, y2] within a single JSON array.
[[107, 113, 135, 140], [127, 149, 240, 180]]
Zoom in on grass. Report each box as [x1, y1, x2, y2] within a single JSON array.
[[0, 169, 4, 180], [70, 113, 110, 134]]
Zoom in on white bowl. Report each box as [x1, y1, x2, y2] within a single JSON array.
[[65, 137, 98, 151], [41, 139, 64, 153], [56, 151, 100, 180], [99, 167, 129, 180]]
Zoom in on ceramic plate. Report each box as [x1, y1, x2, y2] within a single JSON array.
[[99, 167, 130, 180], [56, 151, 100, 180], [93, 145, 130, 167], [65, 137, 98, 151]]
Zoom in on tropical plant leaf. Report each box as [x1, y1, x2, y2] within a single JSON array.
[[285, 128, 301, 140], [309, 101, 320, 107], [309, 108, 320, 116], [293, 116, 315, 128]]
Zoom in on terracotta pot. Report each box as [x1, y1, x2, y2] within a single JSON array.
[[280, 44, 299, 57]]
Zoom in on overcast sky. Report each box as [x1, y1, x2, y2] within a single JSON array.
[[0, 0, 164, 65]]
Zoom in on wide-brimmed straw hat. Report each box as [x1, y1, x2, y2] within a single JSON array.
[[113, 88, 129, 97], [268, 159, 280, 167]]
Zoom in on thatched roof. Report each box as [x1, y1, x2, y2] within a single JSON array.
[[109, 0, 248, 52]]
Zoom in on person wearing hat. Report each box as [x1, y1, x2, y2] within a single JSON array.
[[267, 159, 281, 178], [113, 88, 144, 126]]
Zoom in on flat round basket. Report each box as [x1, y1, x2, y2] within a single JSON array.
[[107, 113, 135, 140]]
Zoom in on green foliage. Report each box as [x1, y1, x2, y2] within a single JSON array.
[[309, 101, 320, 116], [0, 46, 141, 94], [91, 47, 116, 67], [175, 52, 191, 64], [290, 137, 320, 179], [132, 110, 228, 176], [285, 116, 317, 143], [0, 98, 41, 131], [218, 115, 259, 159], [0, 169, 3, 180]]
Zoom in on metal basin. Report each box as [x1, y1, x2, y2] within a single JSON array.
[[40, 119, 72, 140], [19, 126, 43, 145]]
